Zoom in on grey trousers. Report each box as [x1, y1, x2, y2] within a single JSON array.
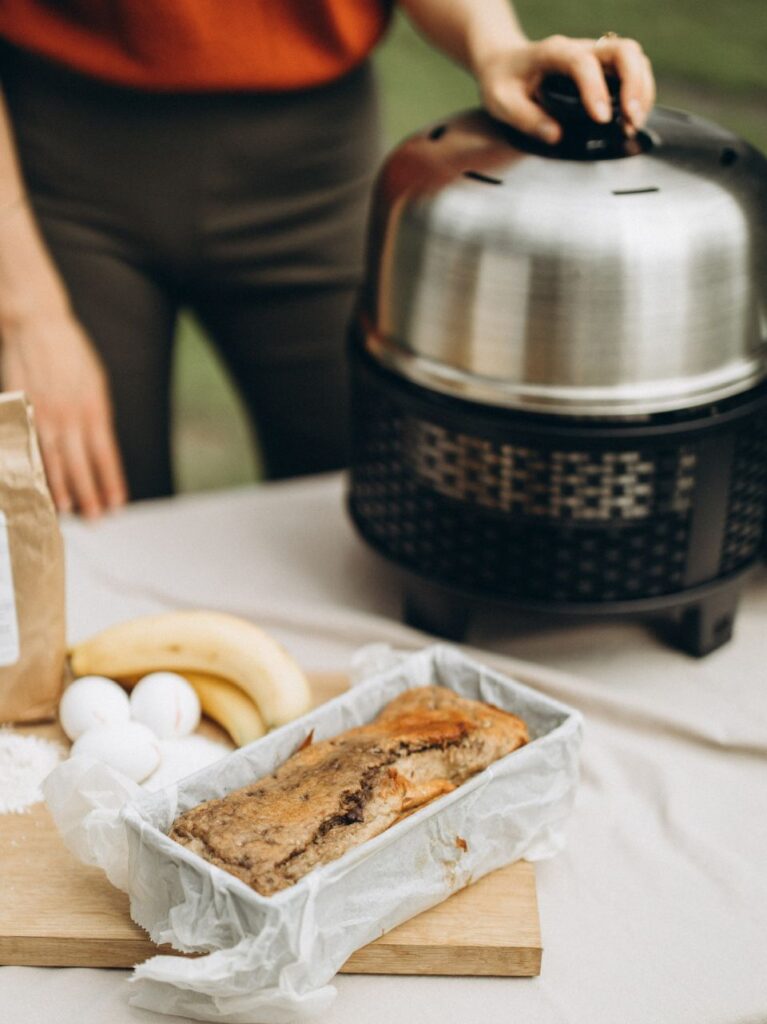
[[1, 45, 381, 499]]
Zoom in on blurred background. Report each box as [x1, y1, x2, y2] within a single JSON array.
[[173, 2, 767, 494]]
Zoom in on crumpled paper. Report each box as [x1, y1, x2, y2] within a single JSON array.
[[44, 644, 583, 1024]]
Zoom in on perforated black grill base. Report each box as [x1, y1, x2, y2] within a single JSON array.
[[348, 341, 767, 652]]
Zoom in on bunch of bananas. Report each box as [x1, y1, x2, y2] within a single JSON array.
[[68, 610, 312, 747]]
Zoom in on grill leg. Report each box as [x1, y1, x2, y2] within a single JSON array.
[[675, 580, 742, 657], [403, 580, 470, 641]]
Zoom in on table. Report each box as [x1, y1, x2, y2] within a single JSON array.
[[3, 472, 766, 1024]]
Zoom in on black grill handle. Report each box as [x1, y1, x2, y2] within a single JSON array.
[[537, 73, 627, 159]]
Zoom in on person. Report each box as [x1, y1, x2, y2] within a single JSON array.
[[0, 1, 655, 518]]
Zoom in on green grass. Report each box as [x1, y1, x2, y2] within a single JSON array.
[[172, 313, 261, 494], [174, 7, 767, 495], [514, 0, 767, 95]]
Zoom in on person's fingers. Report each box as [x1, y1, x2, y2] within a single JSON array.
[[594, 37, 654, 128], [641, 55, 657, 114], [88, 418, 128, 510], [61, 427, 104, 519], [80, 373, 127, 511], [484, 79, 562, 143], [478, 34, 655, 143], [37, 428, 72, 515], [536, 36, 613, 124]]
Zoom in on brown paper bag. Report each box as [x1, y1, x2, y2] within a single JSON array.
[[0, 391, 66, 722]]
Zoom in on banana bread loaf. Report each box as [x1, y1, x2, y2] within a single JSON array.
[[169, 685, 529, 896]]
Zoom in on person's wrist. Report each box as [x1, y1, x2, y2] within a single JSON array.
[[0, 290, 75, 343], [0, 198, 74, 338], [466, 31, 528, 83]]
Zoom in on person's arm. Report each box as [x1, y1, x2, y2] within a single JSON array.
[[0, 86, 127, 517], [398, 0, 655, 143]]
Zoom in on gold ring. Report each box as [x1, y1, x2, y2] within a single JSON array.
[[595, 31, 619, 46]]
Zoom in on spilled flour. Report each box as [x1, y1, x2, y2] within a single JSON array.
[[0, 729, 65, 813]]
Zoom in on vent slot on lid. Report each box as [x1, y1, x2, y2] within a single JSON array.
[[612, 187, 660, 195], [463, 170, 503, 185]]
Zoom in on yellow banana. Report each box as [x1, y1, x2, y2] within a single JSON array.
[[185, 671, 266, 747], [69, 610, 311, 727], [119, 670, 267, 748]]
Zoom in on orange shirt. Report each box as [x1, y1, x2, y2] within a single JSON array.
[[0, 0, 393, 91]]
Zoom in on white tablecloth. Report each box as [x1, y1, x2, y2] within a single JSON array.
[[3, 472, 767, 1024]]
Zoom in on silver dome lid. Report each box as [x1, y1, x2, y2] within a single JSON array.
[[362, 86, 767, 416]]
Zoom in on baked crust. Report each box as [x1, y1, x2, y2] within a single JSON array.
[[169, 685, 529, 896]]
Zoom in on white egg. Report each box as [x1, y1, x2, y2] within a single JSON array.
[[59, 675, 131, 741], [70, 721, 161, 782], [130, 671, 201, 739]]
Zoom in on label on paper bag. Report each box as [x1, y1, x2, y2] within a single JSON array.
[[0, 512, 19, 667]]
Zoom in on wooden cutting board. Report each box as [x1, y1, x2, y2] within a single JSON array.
[[0, 673, 541, 977]]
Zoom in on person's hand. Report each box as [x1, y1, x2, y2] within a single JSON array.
[[1, 309, 127, 518], [476, 34, 656, 144]]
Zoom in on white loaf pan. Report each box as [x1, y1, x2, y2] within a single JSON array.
[[113, 644, 582, 1023]]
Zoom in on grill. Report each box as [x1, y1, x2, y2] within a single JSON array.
[[349, 345, 767, 653], [348, 78, 767, 655]]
